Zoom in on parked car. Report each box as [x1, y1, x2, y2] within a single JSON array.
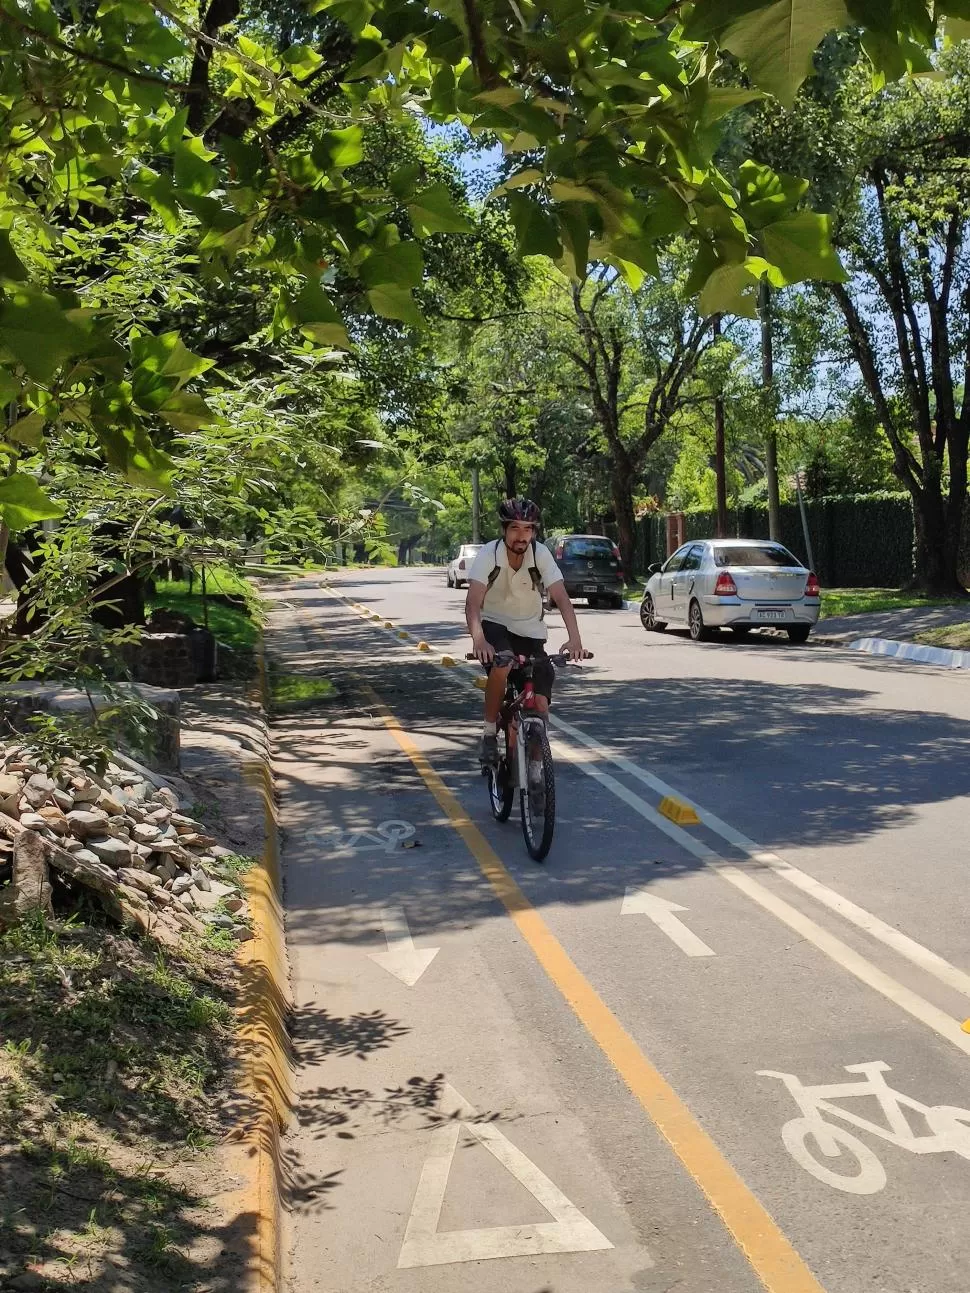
[[446, 544, 482, 588], [639, 539, 820, 642], [549, 534, 624, 608]]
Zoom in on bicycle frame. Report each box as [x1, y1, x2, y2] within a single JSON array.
[[759, 1062, 970, 1155]]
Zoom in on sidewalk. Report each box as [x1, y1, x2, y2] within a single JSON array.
[[814, 604, 970, 669]]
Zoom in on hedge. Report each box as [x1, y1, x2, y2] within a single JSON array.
[[638, 493, 923, 587]]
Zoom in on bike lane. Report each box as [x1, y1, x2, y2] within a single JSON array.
[[275, 581, 970, 1293]]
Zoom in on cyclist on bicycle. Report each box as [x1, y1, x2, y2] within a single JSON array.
[[465, 498, 586, 767]]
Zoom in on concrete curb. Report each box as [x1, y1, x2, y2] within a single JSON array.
[[225, 637, 293, 1293], [845, 635, 970, 670]]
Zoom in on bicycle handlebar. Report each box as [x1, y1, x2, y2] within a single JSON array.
[[465, 647, 594, 666]]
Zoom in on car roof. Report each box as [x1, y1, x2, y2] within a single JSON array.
[[558, 533, 614, 541]]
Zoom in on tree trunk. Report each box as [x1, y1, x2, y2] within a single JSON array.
[[910, 486, 959, 593], [712, 315, 728, 539], [610, 464, 638, 579], [760, 281, 781, 541]]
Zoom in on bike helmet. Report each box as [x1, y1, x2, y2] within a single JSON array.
[[498, 497, 541, 525]]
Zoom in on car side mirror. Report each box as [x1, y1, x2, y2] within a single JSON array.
[[647, 563, 661, 575]]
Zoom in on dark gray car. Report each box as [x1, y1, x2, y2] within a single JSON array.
[[549, 534, 624, 608]]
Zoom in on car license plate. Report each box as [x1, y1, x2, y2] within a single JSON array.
[[756, 607, 785, 620], [583, 583, 598, 592]]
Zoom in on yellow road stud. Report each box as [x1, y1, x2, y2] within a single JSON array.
[[441, 655, 456, 666], [384, 620, 394, 628], [397, 630, 410, 640], [659, 795, 701, 827], [417, 641, 431, 652], [473, 676, 488, 690], [963, 1019, 970, 1035]]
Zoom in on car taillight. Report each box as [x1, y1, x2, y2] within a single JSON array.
[[458, 560, 465, 570], [714, 571, 737, 596], [806, 572, 820, 597]]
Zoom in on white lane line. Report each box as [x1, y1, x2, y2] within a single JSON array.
[[550, 712, 970, 1004], [622, 889, 716, 957], [550, 730, 970, 1059]]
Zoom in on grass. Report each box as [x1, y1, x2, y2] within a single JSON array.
[[0, 907, 241, 1290], [818, 587, 967, 618], [148, 564, 264, 652], [265, 661, 336, 716], [914, 622, 970, 650]]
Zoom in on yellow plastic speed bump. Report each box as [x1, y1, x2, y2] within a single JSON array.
[[441, 655, 457, 666], [397, 630, 410, 640], [417, 641, 431, 652], [659, 795, 701, 827]]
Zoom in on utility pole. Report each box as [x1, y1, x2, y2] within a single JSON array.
[[713, 314, 728, 539], [760, 279, 781, 541], [471, 466, 481, 543]]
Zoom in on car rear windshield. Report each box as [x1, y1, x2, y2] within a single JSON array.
[[562, 538, 614, 558], [714, 545, 799, 568], [460, 545, 481, 556]]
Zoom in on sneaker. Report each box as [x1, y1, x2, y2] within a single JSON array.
[[480, 734, 499, 767]]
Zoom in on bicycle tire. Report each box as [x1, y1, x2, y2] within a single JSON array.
[[520, 719, 555, 861], [488, 725, 514, 822]]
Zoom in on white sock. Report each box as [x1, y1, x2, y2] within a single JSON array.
[[483, 720, 497, 736]]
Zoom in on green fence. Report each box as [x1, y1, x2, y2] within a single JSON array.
[[639, 493, 920, 587]]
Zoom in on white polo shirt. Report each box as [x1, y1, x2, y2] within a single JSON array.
[[468, 538, 563, 640]]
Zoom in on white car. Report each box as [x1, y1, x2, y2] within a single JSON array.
[[639, 539, 821, 642], [446, 543, 482, 588]]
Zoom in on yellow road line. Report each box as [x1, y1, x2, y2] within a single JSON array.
[[364, 683, 826, 1293]]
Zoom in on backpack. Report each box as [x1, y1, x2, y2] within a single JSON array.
[[485, 539, 545, 602]]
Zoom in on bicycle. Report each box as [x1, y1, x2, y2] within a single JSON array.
[[466, 646, 591, 862], [759, 1060, 970, 1195]]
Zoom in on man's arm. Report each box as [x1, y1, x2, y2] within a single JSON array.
[[465, 581, 494, 663], [548, 582, 585, 660]]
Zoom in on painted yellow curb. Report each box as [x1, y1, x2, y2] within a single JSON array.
[[224, 641, 293, 1293], [659, 795, 701, 827]]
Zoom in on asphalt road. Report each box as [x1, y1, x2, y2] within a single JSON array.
[[272, 567, 970, 1293]]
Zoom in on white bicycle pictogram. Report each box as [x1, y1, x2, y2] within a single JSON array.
[[758, 1061, 970, 1194]]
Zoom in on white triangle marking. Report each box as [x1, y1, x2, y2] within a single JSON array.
[[398, 1085, 614, 1268]]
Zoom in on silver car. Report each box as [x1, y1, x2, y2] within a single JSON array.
[[639, 539, 821, 643], [446, 543, 482, 588]]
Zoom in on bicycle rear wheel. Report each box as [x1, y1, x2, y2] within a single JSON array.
[[488, 724, 514, 822], [520, 718, 555, 861]]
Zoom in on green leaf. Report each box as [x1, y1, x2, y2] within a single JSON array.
[[0, 288, 92, 381], [130, 332, 214, 385], [738, 160, 809, 227], [0, 232, 27, 282], [713, 0, 851, 106], [557, 205, 590, 281], [698, 263, 762, 317], [489, 168, 545, 197], [507, 193, 562, 259], [359, 241, 424, 290], [7, 410, 45, 447], [157, 391, 215, 433], [0, 473, 64, 531], [366, 284, 424, 326], [407, 184, 472, 237], [282, 42, 325, 78], [313, 126, 364, 171], [946, 15, 970, 42], [173, 137, 218, 196], [390, 162, 422, 199], [759, 211, 846, 284], [291, 278, 352, 349], [861, 29, 933, 84]]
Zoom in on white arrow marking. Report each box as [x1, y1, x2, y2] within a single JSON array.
[[368, 907, 440, 986], [398, 1085, 615, 1268], [621, 888, 715, 957]]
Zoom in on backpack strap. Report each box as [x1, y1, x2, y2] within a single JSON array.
[[486, 538, 503, 589]]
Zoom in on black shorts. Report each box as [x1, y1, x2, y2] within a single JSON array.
[[482, 621, 554, 701]]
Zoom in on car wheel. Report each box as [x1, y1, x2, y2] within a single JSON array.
[[730, 626, 752, 639], [640, 593, 666, 633], [688, 599, 712, 642], [446, 572, 454, 588], [787, 625, 812, 643]]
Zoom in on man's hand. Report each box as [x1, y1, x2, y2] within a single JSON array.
[[472, 632, 495, 665], [564, 638, 588, 662]]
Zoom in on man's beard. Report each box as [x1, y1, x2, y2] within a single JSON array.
[[508, 540, 529, 553]]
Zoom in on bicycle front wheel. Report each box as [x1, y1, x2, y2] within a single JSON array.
[[520, 718, 555, 862]]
